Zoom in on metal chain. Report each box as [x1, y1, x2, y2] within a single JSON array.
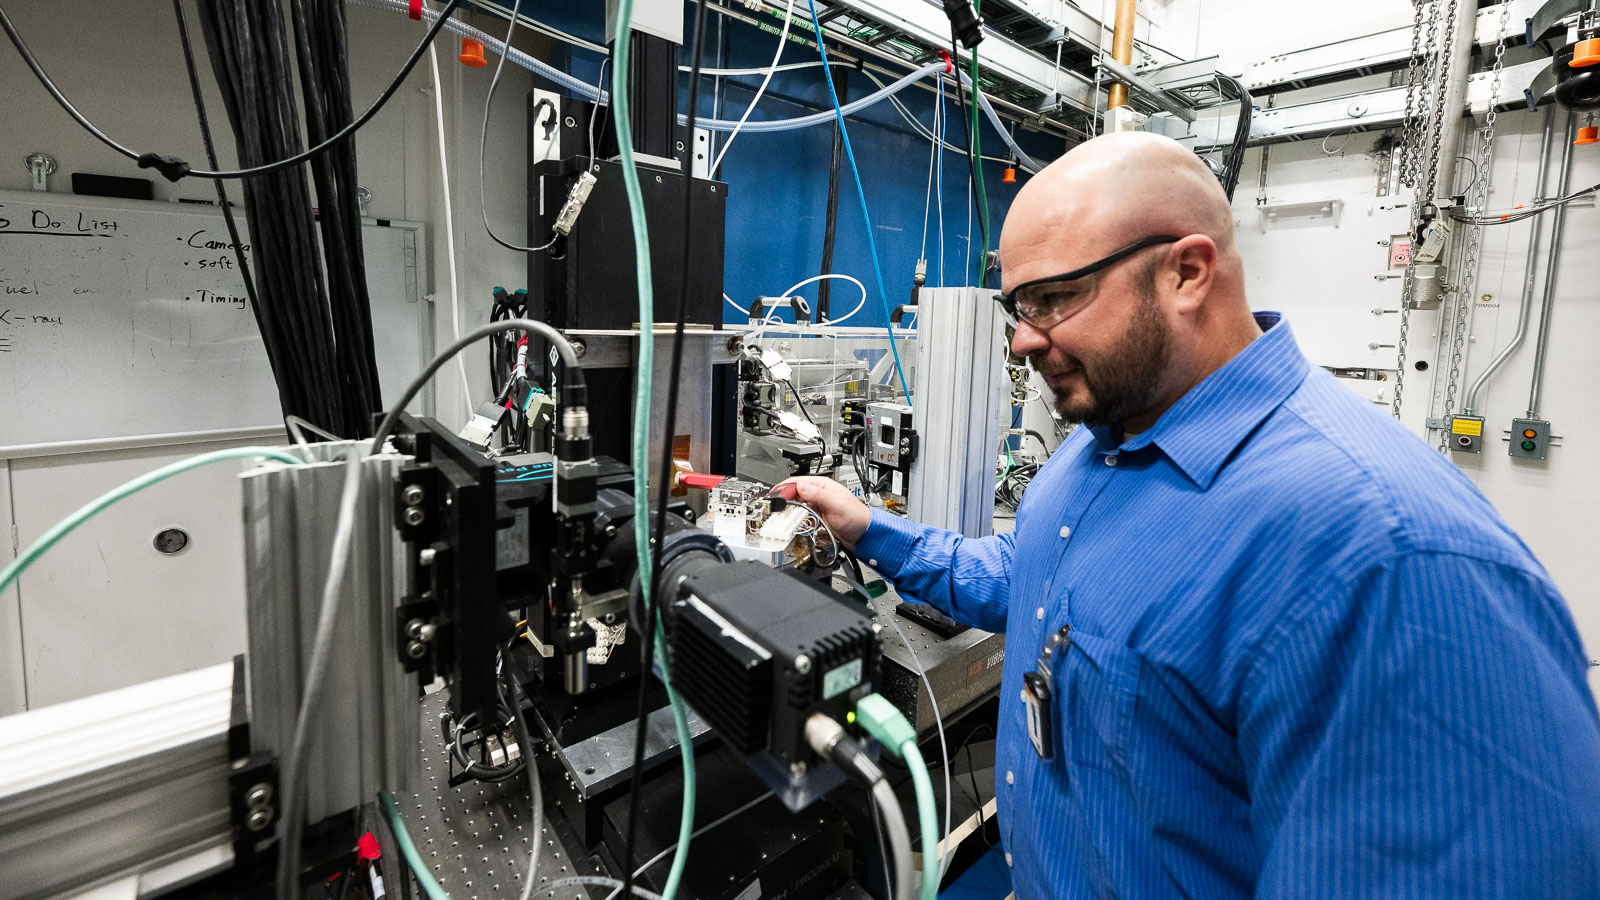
[[1420, 0, 1458, 206], [1399, 0, 1430, 188], [1392, 0, 1446, 419], [1437, 2, 1510, 449]]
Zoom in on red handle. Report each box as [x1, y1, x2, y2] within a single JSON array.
[[676, 473, 727, 490]]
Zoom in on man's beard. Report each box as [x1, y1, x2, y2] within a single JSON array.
[[1050, 292, 1171, 427]]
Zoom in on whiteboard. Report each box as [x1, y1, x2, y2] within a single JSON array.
[[0, 190, 431, 453]]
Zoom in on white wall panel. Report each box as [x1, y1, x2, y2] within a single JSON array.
[[0, 464, 22, 716], [8, 437, 262, 707]]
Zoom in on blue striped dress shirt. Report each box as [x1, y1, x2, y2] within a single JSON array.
[[856, 313, 1600, 898]]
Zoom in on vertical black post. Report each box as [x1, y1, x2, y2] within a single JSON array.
[[622, 32, 680, 159]]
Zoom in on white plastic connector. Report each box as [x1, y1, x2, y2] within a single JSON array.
[[760, 348, 793, 382]]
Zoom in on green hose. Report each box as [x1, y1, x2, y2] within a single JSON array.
[[0, 446, 303, 599], [612, 1, 696, 895], [380, 789, 450, 900], [902, 741, 940, 900]]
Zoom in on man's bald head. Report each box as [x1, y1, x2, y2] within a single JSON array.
[[999, 132, 1261, 433], [1000, 132, 1239, 286]]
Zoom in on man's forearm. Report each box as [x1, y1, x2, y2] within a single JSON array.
[[853, 510, 1015, 633]]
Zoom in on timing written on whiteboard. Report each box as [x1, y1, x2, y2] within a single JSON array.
[[0, 206, 254, 356]]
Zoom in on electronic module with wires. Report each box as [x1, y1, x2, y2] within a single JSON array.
[[686, 476, 840, 573]]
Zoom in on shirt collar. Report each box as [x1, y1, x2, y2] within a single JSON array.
[[1086, 312, 1310, 490]]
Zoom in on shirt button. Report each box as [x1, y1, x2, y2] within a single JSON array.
[[868, 559, 878, 567], [1035, 607, 1044, 620], [1104, 454, 1118, 467], [1058, 525, 1071, 538], [1005, 853, 1014, 867], [1006, 770, 1014, 785]]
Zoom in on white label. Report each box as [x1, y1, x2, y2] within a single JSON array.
[[822, 659, 863, 699]]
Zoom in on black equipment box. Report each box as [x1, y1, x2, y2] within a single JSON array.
[[672, 562, 879, 766]]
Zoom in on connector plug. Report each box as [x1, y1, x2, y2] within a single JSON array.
[[855, 693, 916, 758], [806, 713, 884, 784]]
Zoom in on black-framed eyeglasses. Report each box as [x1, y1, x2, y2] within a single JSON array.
[[996, 235, 1181, 330]]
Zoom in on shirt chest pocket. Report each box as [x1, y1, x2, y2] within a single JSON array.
[[1050, 628, 1141, 773]]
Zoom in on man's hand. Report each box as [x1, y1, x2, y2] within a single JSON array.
[[781, 476, 872, 548]]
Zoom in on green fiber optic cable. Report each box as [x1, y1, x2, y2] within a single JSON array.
[[613, 1, 696, 896], [902, 741, 939, 900], [968, 0, 991, 286], [380, 790, 450, 900], [0, 446, 303, 599], [855, 694, 939, 900]]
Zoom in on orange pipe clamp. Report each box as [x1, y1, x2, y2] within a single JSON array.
[[460, 37, 487, 67], [1571, 38, 1600, 67]]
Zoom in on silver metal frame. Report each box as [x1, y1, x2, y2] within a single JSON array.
[[0, 663, 236, 898], [907, 287, 1007, 538], [241, 442, 419, 827]]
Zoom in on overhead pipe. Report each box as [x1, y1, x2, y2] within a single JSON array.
[[1096, 55, 1196, 123], [1462, 104, 1557, 415], [1105, 0, 1138, 112], [1527, 110, 1579, 418]]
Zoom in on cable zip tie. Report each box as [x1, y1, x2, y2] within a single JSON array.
[[939, 48, 954, 74]]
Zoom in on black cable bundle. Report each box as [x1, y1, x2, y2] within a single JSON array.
[[818, 68, 848, 319], [194, 0, 381, 437], [1217, 75, 1253, 201], [289, 0, 384, 432], [489, 288, 528, 401]]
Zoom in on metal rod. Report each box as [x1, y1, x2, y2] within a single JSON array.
[[1430, 0, 1477, 206], [1527, 109, 1577, 418], [1411, 0, 1479, 310], [1096, 54, 1197, 122], [1106, 0, 1137, 111], [1462, 103, 1556, 414]]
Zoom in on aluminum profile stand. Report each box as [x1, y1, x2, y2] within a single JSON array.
[[907, 287, 1008, 538], [241, 442, 419, 828], [0, 663, 236, 898]]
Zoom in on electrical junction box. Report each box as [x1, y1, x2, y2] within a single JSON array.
[[1449, 415, 1484, 453], [866, 402, 914, 468], [1509, 418, 1551, 460]]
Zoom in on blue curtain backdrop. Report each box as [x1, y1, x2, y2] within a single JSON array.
[[507, 1, 1066, 328]]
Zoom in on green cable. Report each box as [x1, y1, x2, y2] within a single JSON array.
[[379, 789, 450, 900], [902, 742, 940, 900], [613, 2, 696, 896], [0, 446, 303, 599], [967, 0, 991, 286], [854, 694, 938, 900]]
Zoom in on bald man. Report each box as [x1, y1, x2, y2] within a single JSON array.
[[790, 133, 1600, 898]]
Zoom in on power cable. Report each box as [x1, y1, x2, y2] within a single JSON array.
[[277, 448, 366, 899], [710, 0, 797, 175], [479, 0, 561, 254], [425, 23, 476, 420], [0, 0, 464, 181], [951, 28, 989, 287], [504, 658, 544, 900], [1450, 181, 1600, 225], [170, 0, 279, 407]]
